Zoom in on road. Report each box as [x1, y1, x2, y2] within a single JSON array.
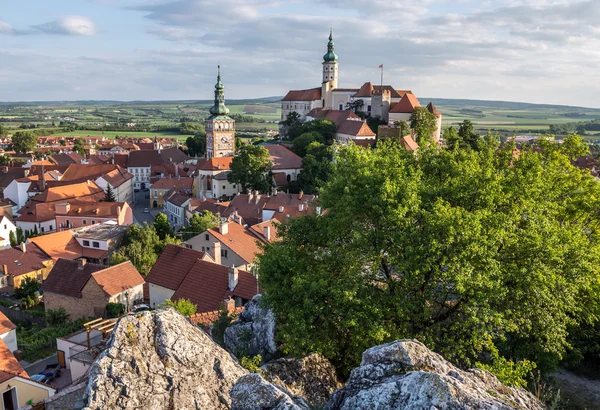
[[131, 190, 160, 225]]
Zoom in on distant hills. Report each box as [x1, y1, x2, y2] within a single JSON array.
[[1, 97, 599, 112]]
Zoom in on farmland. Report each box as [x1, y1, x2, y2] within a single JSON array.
[[1, 97, 599, 141]]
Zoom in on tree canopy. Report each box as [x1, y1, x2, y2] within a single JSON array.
[[153, 212, 173, 240], [409, 107, 437, 143], [185, 133, 206, 157], [73, 138, 86, 156], [296, 142, 334, 195], [258, 135, 600, 376], [104, 184, 116, 202], [291, 132, 324, 157], [228, 145, 273, 193], [12, 131, 37, 154], [181, 210, 219, 240]]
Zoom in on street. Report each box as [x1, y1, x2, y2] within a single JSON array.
[[131, 190, 160, 225]]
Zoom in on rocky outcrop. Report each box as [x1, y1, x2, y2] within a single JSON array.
[[82, 308, 247, 410], [225, 294, 277, 360], [261, 353, 343, 407], [230, 373, 310, 410], [325, 340, 544, 410]]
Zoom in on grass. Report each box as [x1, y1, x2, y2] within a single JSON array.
[[42, 130, 194, 140]]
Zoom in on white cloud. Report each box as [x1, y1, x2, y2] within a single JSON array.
[[0, 20, 15, 34], [33, 15, 97, 36]]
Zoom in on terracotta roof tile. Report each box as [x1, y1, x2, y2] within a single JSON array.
[[389, 93, 421, 113], [171, 259, 258, 313], [0, 338, 29, 383], [400, 135, 419, 151], [146, 245, 209, 291], [337, 120, 376, 137], [0, 243, 51, 277], [151, 177, 194, 190], [197, 156, 234, 171], [0, 312, 16, 335], [426, 102, 442, 117], [91, 261, 144, 296], [282, 87, 322, 102], [42, 258, 106, 298], [208, 222, 263, 264], [264, 145, 302, 169], [249, 219, 280, 243], [29, 231, 83, 261], [30, 181, 105, 204], [190, 306, 244, 328]]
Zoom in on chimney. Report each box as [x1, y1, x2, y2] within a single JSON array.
[[248, 193, 253, 204], [264, 225, 271, 241], [278, 206, 284, 213], [255, 194, 261, 205], [228, 265, 238, 291], [299, 204, 304, 212], [117, 206, 121, 216], [2, 265, 7, 275], [220, 222, 229, 235], [213, 242, 221, 265], [78, 258, 87, 270], [316, 206, 322, 216], [19, 242, 26, 253], [225, 297, 236, 313], [299, 190, 303, 199]]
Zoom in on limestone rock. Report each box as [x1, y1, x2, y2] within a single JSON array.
[[261, 353, 343, 407], [82, 308, 247, 410], [225, 294, 277, 360], [230, 373, 310, 410], [325, 339, 544, 410]]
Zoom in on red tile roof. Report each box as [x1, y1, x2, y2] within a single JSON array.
[[308, 109, 361, 127], [352, 83, 409, 99], [190, 306, 244, 329], [352, 82, 375, 97], [16, 203, 56, 223], [151, 177, 194, 190], [29, 230, 83, 261], [91, 261, 144, 296], [249, 219, 280, 243], [171, 259, 258, 313], [42, 258, 106, 297], [30, 181, 105, 204], [400, 135, 419, 151], [0, 243, 51, 277], [282, 88, 322, 102], [426, 102, 442, 117], [0, 312, 16, 335], [208, 221, 263, 264], [389, 93, 421, 114], [146, 245, 209, 291], [264, 145, 302, 170], [197, 156, 234, 171], [188, 198, 229, 215], [272, 172, 288, 187], [0, 338, 30, 383], [337, 120, 376, 137]]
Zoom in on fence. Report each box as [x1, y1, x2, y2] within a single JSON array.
[[0, 304, 46, 327]]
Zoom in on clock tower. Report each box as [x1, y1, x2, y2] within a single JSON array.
[[205, 66, 235, 159]]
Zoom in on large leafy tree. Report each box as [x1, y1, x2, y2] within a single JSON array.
[[291, 132, 324, 157], [12, 131, 37, 153], [181, 211, 219, 240], [73, 138, 86, 156], [258, 135, 600, 375], [296, 142, 334, 195], [458, 120, 480, 149], [185, 133, 206, 157], [409, 107, 437, 143], [228, 145, 273, 193], [153, 212, 173, 240]]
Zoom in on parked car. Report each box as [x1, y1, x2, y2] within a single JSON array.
[[143, 208, 149, 213]]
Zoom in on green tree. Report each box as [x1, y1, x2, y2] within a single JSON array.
[[15, 227, 24, 245], [393, 120, 410, 137], [228, 145, 273, 193], [73, 138, 86, 156], [111, 223, 166, 275], [296, 142, 334, 195], [458, 120, 480, 149], [59, 139, 66, 146], [153, 213, 173, 240], [0, 154, 11, 166], [409, 107, 437, 143], [104, 184, 117, 202], [0, 124, 6, 137], [46, 308, 70, 327], [211, 302, 237, 347], [443, 126, 461, 150], [14, 277, 41, 300], [181, 122, 205, 135], [12, 131, 37, 154], [345, 99, 364, 115], [300, 119, 337, 145], [8, 231, 16, 247], [164, 298, 197, 316], [235, 137, 244, 152], [106, 302, 125, 318], [258, 137, 600, 376], [291, 132, 323, 157], [185, 133, 206, 157], [183, 211, 219, 239]]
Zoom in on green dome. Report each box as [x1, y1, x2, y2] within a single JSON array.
[[209, 66, 230, 116], [323, 30, 338, 63]]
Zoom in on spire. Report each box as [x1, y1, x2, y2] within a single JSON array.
[[209, 65, 229, 116], [323, 29, 338, 63]]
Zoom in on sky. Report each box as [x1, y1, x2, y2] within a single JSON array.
[[0, 0, 599, 107]]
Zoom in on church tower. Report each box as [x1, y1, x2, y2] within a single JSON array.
[[205, 66, 235, 159], [321, 30, 338, 109]]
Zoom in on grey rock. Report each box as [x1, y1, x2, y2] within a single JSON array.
[[230, 373, 310, 410], [82, 308, 247, 410], [261, 353, 343, 407], [45, 382, 87, 410], [225, 294, 277, 360], [325, 339, 545, 410]]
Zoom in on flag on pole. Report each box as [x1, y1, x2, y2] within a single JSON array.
[[378, 64, 383, 68]]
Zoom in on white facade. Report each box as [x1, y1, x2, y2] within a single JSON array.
[[148, 283, 175, 308], [128, 166, 151, 190], [74, 236, 109, 251], [281, 99, 322, 122], [164, 199, 187, 229], [196, 170, 240, 200], [0, 217, 16, 248], [95, 176, 134, 204], [109, 283, 144, 310], [4, 180, 33, 213], [16, 219, 55, 236], [56, 329, 103, 381], [0, 329, 17, 352]]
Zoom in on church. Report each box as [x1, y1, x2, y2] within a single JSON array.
[[281, 31, 442, 144]]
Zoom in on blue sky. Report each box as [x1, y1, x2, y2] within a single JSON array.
[[1, 0, 599, 107]]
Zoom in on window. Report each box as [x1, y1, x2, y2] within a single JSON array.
[[339, 104, 343, 110], [154, 191, 158, 198], [368, 105, 372, 112], [92, 220, 95, 225], [93, 241, 100, 248], [41, 227, 45, 233], [66, 220, 70, 227], [83, 220, 87, 225], [205, 234, 209, 241], [222, 185, 226, 190], [287, 174, 291, 182], [49, 225, 53, 231], [233, 185, 236, 189], [201, 246, 205, 252], [221, 249, 228, 258], [83, 240, 90, 246]]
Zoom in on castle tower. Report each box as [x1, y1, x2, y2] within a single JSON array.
[[205, 66, 235, 159], [321, 30, 338, 110]]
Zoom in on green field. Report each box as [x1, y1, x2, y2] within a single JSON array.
[[42, 130, 194, 140]]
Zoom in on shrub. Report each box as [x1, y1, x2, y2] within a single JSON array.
[[240, 355, 262, 373], [476, 347, 537, 388], [14, 277, 41, 300], [211, 303, 236, 347], [106, 302, 125, 318], [163, 298, 197, 316], [46, 308, 70, 327]]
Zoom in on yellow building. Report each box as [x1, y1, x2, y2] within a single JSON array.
[[0, 340, 55, 409], [149, 177, 195, 209], [0, 243, 53, 291]]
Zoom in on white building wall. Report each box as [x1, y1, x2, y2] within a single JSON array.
[[4, 181, 31, 212], [109, 283, 144, 309], [0, 217, 16, 248], [0, 329, 17, 352], [148, 283, 175, 308], [16, 220, 55, 235], [74, 237, 109, 251]]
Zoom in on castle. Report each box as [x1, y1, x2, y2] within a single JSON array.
[[281, 31, 442, 144]]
